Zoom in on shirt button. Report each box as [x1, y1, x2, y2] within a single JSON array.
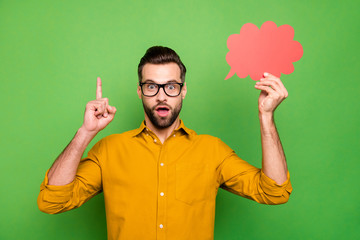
[[159, 224, 164, 229], [160, 192, 164, 196], [173, 134, 176, 137], [154, 139, 157, 143], [160, 163, 164, 166]]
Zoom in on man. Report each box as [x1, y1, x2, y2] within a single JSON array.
[[38, 46, 292, 240]]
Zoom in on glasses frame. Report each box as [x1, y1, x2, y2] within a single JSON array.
[[139, 82, 184, 97]]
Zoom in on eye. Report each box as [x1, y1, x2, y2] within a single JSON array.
[[147, 84, 157, 90], [166, 84, 176, 90]]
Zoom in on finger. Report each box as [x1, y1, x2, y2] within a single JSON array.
[[89, 99, 109, 118], [263, 75, 284, 88], [256, 80, 282, 94], [263, 73, 288, 97], [255, 84, 277, 96], [94, 102, 106, 117], [87, 101, 104, 111], [263, 72, 279, 79], [107, 105, 117, 115], [91, 98, 109, 106], [268, 78, 287, 98], [95, 108, 105, 117], [96, 77, 102, 100], [102, 98, 109, 117]]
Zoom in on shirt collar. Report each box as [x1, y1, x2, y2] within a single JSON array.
[[176, 119, 193, 135], [131, 119, 193, 137], [131, 121, 147, 137]]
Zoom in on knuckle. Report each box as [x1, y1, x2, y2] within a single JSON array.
[[100, 98, 109, 105], [272, 80, 280, 86], [86, 102, 93, 108]]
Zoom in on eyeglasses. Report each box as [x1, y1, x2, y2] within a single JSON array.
[[139, 82, 184, 97]]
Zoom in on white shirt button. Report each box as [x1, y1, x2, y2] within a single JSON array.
[[173, 134, 176, 137], [160, 163, 164, 166], [160, 192, 164, 196], [159, 224, 164, 229], [154, 139, 157, 143], [146, 133, 149, 136]]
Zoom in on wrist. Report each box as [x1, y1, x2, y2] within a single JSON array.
[[259, 112, 275, 135], [259, 111, 274, 122], [78, 126, 98, 141]]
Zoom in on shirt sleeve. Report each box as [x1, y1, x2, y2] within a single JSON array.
[[37, 140, 103, 214], [216, 139, 293, 205]]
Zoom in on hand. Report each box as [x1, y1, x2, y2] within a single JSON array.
[[255, 72, 288, 115], [81, 77, 117, 135]]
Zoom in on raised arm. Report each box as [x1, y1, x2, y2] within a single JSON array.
[[254, 72, 288, 185], [47, 77, 117, 185]]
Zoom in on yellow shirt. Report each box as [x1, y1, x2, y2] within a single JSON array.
[[38, 120, 293, 240]]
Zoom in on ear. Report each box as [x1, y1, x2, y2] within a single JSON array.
[[137, 85, 142, 99], [181, 82, 187, 99]]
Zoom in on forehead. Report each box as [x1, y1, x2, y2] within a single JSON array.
[[142, 63, 181, 83]]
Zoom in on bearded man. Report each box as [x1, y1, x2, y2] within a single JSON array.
[[38, 46, 292, 240]]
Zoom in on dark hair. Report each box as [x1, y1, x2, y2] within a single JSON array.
[[138, 46, 186, 82]]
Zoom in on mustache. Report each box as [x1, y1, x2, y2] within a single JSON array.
[[151, 103, 172, 111]]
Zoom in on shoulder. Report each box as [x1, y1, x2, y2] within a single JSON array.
[[106, 129, 138, 139], [193, 134, 233, 152], [194, 134, 220, 143], [95, 128, 140, 147]]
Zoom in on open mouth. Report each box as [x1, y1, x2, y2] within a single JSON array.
[[155, 106, 170, 117]]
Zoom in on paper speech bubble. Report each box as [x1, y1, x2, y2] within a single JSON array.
[[225, 21, 303, 80]]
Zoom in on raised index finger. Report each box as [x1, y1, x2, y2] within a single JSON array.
[[96, 77, 102, 99]]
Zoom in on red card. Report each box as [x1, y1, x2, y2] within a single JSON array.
[[225, 21, 303, 80]]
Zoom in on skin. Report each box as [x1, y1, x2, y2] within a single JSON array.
[[255, 72, 289, 184], [137, 63, 187, 143], [47, 78, 117, 185], [47, 66, 287, 186]]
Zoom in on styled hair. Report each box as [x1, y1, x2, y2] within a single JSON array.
[[138, 46, 186, 82]]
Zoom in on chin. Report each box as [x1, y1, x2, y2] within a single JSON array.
[[151, 114, 177, 129], [142, 99, 182, 130]]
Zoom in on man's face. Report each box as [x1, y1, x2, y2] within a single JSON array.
[[137, 63, 187, 129]]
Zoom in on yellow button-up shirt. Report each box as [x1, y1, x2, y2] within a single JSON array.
[[38, 120, 292, 240]]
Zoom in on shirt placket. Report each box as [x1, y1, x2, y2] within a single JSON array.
[[157, 142, 167, 240], [148, 131, 168, 240]]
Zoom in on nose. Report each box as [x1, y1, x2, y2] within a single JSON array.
[[156, 86, 167, 102]]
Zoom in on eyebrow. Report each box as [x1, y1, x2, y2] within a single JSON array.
[[143, 79, 180, 84]]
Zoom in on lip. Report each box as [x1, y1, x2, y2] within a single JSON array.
[[155, 105, 170, 111], [155, 105, 170, 117]]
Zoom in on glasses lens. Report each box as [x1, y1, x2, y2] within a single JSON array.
[[142, 83, 158, 96], [164, 83, 181, 96], [141, 83, 182, 96]]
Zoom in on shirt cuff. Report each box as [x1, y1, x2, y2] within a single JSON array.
[[40, 169, 75, 202], [260, 169, 292, 196]]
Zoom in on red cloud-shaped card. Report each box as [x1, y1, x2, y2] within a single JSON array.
[[225, 21, 303, 80]]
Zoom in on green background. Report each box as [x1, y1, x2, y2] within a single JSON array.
[[1, 0, 359, 239]]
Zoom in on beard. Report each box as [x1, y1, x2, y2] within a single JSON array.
[[142, 100, 183, 129]]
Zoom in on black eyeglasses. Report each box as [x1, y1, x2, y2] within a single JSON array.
[[139, 82, 184, 97]]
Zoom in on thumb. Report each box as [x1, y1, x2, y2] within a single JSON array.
[[107, 105, 117, 115]]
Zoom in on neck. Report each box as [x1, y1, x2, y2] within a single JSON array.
[[144, 116, 180, 144]]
